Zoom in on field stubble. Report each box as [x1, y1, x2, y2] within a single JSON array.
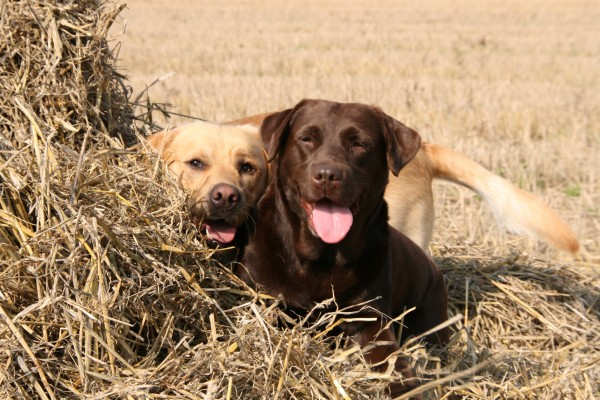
[[113, 1, 600, 397], [0, 0, 596, 399], [116, 0, 599, 261]]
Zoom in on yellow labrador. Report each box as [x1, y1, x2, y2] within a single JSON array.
[[147, 121, 267, 248], [148, 115, 579, 255]]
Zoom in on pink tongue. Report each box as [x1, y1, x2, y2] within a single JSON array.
[[311, 200, 353, 244], [205, 222, 237, 244]]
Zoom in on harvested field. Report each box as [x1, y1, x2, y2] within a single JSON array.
[[0, 0, 598, 399]]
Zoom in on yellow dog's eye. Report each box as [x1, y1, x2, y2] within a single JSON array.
[[188, 159, 205, 170], [240, 162, 255, 174]]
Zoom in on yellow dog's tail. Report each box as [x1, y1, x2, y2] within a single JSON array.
[[423, 143, 579, 254]]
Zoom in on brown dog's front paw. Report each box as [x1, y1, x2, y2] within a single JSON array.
[[387, 357, 422, 399], [388, 381, 423, 400], [356, 325, 424, 398]]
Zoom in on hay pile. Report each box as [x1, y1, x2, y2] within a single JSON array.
[[0, 1, 598, 399]]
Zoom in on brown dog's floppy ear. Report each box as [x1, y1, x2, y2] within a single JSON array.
[[260, 99, 311, 162], [381, 114, 421, 176], [260, 109, 293, 161]]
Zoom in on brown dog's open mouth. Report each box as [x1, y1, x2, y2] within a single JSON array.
[[201, 221, 237, 245], [303, 199, 354, 244]]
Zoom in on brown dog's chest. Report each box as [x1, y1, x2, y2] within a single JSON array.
[[242, 205, 393, 313], [285, 250, 388, 310]]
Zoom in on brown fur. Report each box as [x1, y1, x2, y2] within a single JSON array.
[[241, 100, 449, 397], [229, 113, 580, 254], [148, 110, 579, 256]]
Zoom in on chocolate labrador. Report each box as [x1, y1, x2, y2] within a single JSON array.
[[240, 99, 449, 397], [229, 113, 579, 255]]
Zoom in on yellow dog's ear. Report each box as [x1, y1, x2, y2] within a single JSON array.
[[146, 127, 181, 151]]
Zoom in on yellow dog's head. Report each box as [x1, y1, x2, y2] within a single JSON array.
[[147, 121, 268, 245]]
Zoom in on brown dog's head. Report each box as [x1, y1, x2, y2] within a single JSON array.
[[260, 99, 421, 244], [147, 121, 268, 245]]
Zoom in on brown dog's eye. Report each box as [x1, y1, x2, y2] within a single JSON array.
[[300, 136, 312, 143], [351, 142, 368, 153], [188, 159, 205, 170], [240, 162, 255, 174]]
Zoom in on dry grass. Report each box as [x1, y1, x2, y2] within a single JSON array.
[[0, 0, 598, 399], [116, 0, 600, 260]]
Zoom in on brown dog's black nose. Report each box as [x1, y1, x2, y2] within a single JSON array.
[[210, 183, 240, 210], [312, 164, 342, 186]]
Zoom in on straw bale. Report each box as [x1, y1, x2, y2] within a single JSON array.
[[0, 1, 598, 399]]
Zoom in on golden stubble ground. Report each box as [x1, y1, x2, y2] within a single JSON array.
[[110, 5, 600, 394], [114, 0, 599, 263], [0, 1, 596, 398], [110, 2, 600, 397]]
